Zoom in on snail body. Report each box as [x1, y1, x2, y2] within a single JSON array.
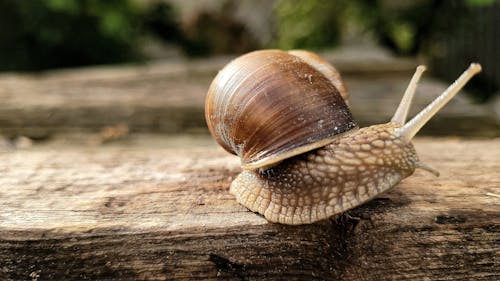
[[230, 123, 416, 224], [205, 49, 481, 225]]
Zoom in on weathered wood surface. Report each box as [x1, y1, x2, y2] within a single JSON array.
[[0, 47, 498, 139], [0, 137, 499, 280]]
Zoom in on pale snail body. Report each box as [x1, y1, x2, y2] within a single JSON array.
[[231, 123, 417, 224], [205, 49, 481, 225]]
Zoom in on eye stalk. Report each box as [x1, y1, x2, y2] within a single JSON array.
[[391, 65, 427, 125], [393, 63, 482, 142]]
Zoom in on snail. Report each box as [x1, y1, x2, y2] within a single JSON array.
[[205, 49, 481, 225]]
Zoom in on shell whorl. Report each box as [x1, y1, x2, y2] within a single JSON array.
[[205, 50, 356, 169], [288, 50, 349, 104]]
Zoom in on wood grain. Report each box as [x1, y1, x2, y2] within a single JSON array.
[[0, 138, 498, 280]]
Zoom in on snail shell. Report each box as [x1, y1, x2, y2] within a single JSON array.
[[205, 50, 357, 170]]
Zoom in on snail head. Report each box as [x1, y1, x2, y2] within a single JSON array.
[[384, 63, 482, 175]]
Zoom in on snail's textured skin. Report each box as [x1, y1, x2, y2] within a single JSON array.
[[230, 123, 418, 224]]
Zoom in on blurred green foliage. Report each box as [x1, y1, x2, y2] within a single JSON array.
[[422, 1, 500, 101], [1, 0, 498, 101], [0, 0, 142, 71], [273, 0, 499, 100], [273, 0, 433, 54], [0, 0, 250, 68], [466, 0, 499, 5], [355, 0, 436, 55], [274, 0, 343, 50], [142, 1, 182, 45], [173, 1, 258, 57]]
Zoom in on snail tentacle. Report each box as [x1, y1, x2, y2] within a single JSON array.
[[415, 161, 440, 177], [392, 65, 426, 125], [397, 63, 482, 142]]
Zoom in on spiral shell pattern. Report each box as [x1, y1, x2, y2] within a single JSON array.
[[205, 50, 356, 169]]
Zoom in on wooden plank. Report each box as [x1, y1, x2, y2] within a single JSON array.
[[0, 137, 499, 280], [0, 49, 497, 139]]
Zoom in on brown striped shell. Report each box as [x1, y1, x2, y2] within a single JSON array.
[[287, 50, 349, 104], [205, 50, 357, 170]]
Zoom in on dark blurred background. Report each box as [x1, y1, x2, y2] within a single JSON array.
[[0, 0, 498, 101]]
